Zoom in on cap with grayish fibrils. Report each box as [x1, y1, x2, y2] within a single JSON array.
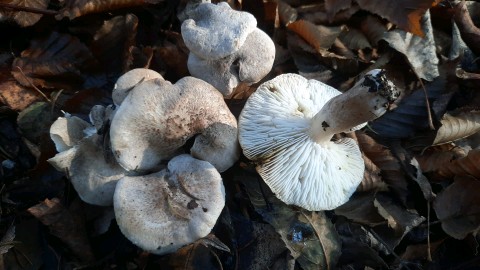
[[188, 28, 276, 96], [113, 154, 225, 255], [48, 115, 128, 206], [238, 70, 399, 211], [109, 76, 240, 173], [181, 2, 257, 60], [112, 68, 163, 106]]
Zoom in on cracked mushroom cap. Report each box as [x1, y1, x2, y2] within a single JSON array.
[[113, 68, 163, 106], [109, 76, 240, 173], [181, 2, 257, 60], [188, 28, 276, 96], [49, 122, 128, 206], [113, 154, 225, 255], [239, 72, 398, 211]]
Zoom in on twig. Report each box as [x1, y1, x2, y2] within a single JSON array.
[[15, 66, 52, 103], [427, 202, 432, 261], [0, 3, 58, 15]]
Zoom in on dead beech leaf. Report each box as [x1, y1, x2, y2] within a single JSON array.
[[287, 20, 343, 52], [0, 224, 16, 255], [91, 14, 138, 75], [324, 0, 351, 21], [360, 15, 388, 46], [12, 32, 99, 90], [57, 0, 160, 19], [27, 198, 94, 262], [0, 80, 43, 111], [335, 192, 386, 226], [357, 153, 387, 192], [1, 0, 49, 27], [356, 0, 438, 36], [301, 5, 360, 25], [339, 27, 372, 50], [433, 111, 480, 145], [454, 1, 480, 56], [382, 11, 439, 81], [415, 144, 467, 175], [437, 149, 480, 179], [433, 175, 480, 239]]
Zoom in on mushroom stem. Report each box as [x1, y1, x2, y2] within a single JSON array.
[[309, 70, 399, 144]]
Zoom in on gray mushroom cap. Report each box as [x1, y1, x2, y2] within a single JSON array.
[[109, 76, 240, 173], [50, 115, 91, 152], [188, 28, 276, 96], [113, 154, 225, 255], [113, 68, 163, 106], [181, 2, 257, 60]]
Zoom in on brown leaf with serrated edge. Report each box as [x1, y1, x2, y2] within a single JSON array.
[[325, 0, 351, 21], [12, 32, 99, 90], [437, 149, 480, 179], [91, 14, 138, 75], [1, 0, 49, 27], [434, 175, 480, 239], [57, 0, 161, 20], [0, 80, 43, 111], [355, 0, 438, 36], [454, 1, 480, 56], [356, 132, 409, 204], [415, 144, 467, 176], [27, 198, 94, 262], [433, 111, 480, 145]]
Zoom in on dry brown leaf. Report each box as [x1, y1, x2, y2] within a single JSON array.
[[154, 31, 190, 81], [437, 149, 480, 179], [0, 80, 43, 111], [335, 192, 386, 226], [454, 1, 480, 56], [325, 0, 351, 21], [433, 175, 480, 239], [357, 153, 387, 192], [287, 20, 344, 52], [433, 111, 480, 145], [415, 144, 467, 177], [27, 198, 95, 262], [277, 0, 297, 26], [339, 27, 372, 50], [356, 133, 409, 204], [57, 0, 157, 19], [360, 15, 388, 46], [1, 0, 49, 27], [301, 5, 360, 25], [355, 0, 438, 36], [12, 32, 98, 90]]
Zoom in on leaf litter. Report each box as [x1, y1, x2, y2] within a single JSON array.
[[1, 0, 480, 269]]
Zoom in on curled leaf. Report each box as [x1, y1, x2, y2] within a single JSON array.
[[437, 149, 480, 179], [433, 111, 480, 145]]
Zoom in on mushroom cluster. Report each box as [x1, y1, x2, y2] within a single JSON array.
[[238, 70, 399, 211], [48, 68, 239, 254], [181, 1, 276, 96]]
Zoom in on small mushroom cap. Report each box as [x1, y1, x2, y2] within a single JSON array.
[[48, 134, 127, 206], [50, 115, 91, 152], [113, 154, 225, 255], [113, 68, 163, 106], [239, 73, 364, 210], [188, 28, 276, 96], [109, 76, 240, 173], [181, 2, 257, 60]]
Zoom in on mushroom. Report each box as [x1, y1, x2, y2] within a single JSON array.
[[181, 2, 257, 60], [48, 115, 129, 206], [238, 70, 399, 211], [181, 2, 275, 96], [109, 76, 240, 173], [112, 68, 163, 106], [113, 154, 225, 255], [188, 28, 276, 96]]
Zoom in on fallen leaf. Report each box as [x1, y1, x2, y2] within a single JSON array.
[[357, 153, 387, 192], [415, 144, 467, 176], [433, 111, 480, 145], [12, 32, 99, 90], [360, 15, 388, 46], [324, 0, 351, 22], [0, 80, 43, 111], [0, 224, 16, 255], [16, 101, 56, 144], [1, 0, 50, 27], [382, 11, 439, 81], [436, 149, 480, 179], [433, 175, 480, 239], [27, 198, 95, 262], [338, 27, 372, 50], [57, 0, 161, 19], [301, 5, 360, 25], [287, 20, 344, 53], [335, 192, 385, 226], [356, 0, 438, 36], [277, 0, 297, 26], [453, 1, 480, 56]]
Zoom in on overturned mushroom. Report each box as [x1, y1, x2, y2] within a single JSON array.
[[188, 28, 275, 96], [181, 2, 256, 60], [238, 70, 399, 211], [109, 76, 240, 173], [113, 154, 225, 255]]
